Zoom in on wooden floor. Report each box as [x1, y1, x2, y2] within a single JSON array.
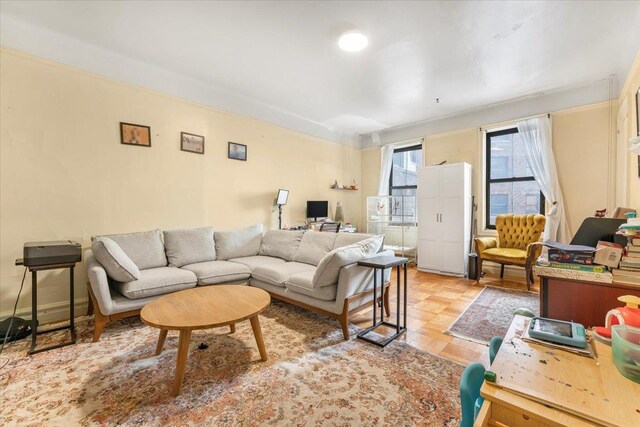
[[351, 266, 539, 366]]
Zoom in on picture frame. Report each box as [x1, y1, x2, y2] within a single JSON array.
[[228, 142, 247, 161], [120, 122, 151, 147], [180, 132, 205, 154]]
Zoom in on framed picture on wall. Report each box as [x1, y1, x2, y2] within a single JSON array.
[[120, 122, 151, 147], [180, 132, 204, 154], [228, 142, 247, 161]]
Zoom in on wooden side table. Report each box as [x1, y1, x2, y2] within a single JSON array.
[[356, 255, 408, 347]]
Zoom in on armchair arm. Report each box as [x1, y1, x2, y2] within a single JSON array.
[[525, 242, 544, 266], [475, 237, 497, 254], [85, 249, 115, 315]]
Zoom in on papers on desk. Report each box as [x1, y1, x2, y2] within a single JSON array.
[[520, 319, 596, 358]]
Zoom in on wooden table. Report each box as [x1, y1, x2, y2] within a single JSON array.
[[476, 315, 640, 426], [140, 285, 271, 396], [540, 275, 640, 327]]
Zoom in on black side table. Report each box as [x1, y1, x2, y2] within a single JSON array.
[[356, 255, 408, 347], [16, 259, 77, 355]]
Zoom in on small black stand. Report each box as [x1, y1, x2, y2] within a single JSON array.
[[278, 204, 283, 230], [15, 258, 77, 355], [356, 255, 408, 347]]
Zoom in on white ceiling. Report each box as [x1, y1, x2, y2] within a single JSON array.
[[1, 1, 639, 147]]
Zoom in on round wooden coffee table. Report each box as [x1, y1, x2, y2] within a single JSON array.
[[140, 285, 271, 396]]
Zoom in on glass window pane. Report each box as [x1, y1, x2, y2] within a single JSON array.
[[488, 181, 542, 226], [391, 148, 421, 187], [390, 188, 417, 223], [489, 131, 532, 179]]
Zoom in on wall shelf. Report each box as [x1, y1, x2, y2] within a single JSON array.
[[331, 186, 358, 191]]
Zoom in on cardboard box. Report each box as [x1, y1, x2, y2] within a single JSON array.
[[594, 241, 624, 268]]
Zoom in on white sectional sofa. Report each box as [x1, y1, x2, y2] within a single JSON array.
[[86, 224, 393, 341]]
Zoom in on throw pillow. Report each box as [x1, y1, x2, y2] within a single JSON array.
[[91, 237, 140, 282], [313, 236, 383, 287]]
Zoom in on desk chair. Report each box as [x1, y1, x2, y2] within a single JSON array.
[[319, 222, 340, 233], [489, 336, 503, 365], [459, 362, 486, 427], [475, 214, 546, 290]]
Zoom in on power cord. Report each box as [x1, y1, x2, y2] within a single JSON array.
[[0, 268, 27, 369]]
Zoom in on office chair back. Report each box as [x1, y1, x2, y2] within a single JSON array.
[[489, 336, 503, 365], [319, 222, 340, 233], [459, 362, 486, 427]]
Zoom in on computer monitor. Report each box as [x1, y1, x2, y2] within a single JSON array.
[[307, 201, 328, 221], [570, 217, 627, 247]]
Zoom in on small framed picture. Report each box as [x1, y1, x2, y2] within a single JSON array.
[[120, 122, 151, 147], [180, 132, 205, 154], [228, 142, 247, 161]]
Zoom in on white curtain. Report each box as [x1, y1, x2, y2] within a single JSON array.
[[517, 117, 570, 243], [377, 144, 395, 196]]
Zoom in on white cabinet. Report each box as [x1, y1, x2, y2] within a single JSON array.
[[417, 163, 472, 277]]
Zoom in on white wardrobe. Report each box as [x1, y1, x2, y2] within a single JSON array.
[[417, 162, 472, 277]]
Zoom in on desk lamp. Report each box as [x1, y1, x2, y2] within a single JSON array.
[[276, 189, 289, 230]]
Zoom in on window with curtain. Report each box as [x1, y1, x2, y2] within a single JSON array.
[[486, 128, 544, 229], [389, 144, 421, 223]]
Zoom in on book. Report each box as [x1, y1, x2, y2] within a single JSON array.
[[631, 238, 640, 246], [545, 241, 595, 265], [547, 262, 607, 273], [627, 245, 640, 253], [612, 268, 640, 277], [620, 257, 640, 269], [611, 277, 640, 287], [624, 251, 640, 258]]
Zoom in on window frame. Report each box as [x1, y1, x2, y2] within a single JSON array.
[[388, 143, 422, 225], [388, 143, 422, 196], [485, 127, 545, 230]]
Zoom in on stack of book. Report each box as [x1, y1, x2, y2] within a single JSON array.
[[612, 237, 640, 287]]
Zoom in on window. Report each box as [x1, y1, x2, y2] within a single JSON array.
[[486, 128, 544, 229], [389, 144, 422, 223]]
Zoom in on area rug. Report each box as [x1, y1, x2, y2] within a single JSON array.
[[0, 301, 463, 426], [447, 286, 539, 344]]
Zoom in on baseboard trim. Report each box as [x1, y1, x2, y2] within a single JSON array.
[[0, 298, 89, 325]]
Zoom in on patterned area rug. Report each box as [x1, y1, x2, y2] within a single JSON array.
[[447, 286, 539, 344], [1, 301, 463, 426]]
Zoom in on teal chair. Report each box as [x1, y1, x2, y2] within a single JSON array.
[[489, 336, 503, 365], [514, 307, 535, 318], [459, 362, 486, 427]]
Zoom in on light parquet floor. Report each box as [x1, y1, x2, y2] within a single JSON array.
[[351, 266, 540, 366]]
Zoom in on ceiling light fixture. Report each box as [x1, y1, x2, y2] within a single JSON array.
[[338, 32, 368, 52]]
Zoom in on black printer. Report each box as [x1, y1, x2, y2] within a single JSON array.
[[23, 241, 82, 267]]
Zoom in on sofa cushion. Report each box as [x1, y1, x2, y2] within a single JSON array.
[[333, 232, 375, 250], [228, 255, 286, 271], [91, 237, 140, 282], [292, 232, 338, 266], [313, 236, 383, 288], [181, 260, 251, 285], [286, 271, 337, 301], [163, 227, 216, 267], [114, 267, 197, 299], [215, 224, 264, 261], [259, 230, 304, 260], [94, 229, 167, 270], [251, 262, 316, 287]]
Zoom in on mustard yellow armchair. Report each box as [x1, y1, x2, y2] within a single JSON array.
[[475, 214, 546, 290]]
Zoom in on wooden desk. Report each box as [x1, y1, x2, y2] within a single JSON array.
[[540, 275, 640, 327], [476, 315, 640, 427]]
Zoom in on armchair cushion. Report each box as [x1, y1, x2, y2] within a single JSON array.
[[163, 226, 216, 267], [286, 272, 338, 301], [496, 214, 546, 250], [215, 224, 263, 260], [481, 248, 527, 264]]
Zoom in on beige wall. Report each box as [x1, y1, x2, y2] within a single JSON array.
[[620, 53, 640, 208], [360, 102, 617, 240], [360, 147, 380, 228], [0, 48, 362, 320]]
